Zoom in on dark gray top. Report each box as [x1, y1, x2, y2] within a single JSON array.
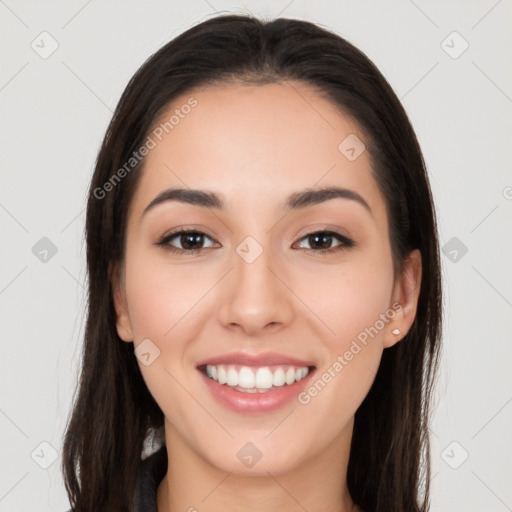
[[132, 444, 168, 511]]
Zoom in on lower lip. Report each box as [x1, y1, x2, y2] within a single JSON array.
[[199, 368, 315, 414]]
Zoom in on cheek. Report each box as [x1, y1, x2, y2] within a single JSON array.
[[124, 250, 209, 341], [295, 250, 394, 413], [122, 250, 209, 396], [302, 251, 394, 349], [123, 252, 211, 421]]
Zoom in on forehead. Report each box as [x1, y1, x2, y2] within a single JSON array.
[[129, 81, 387, 221]]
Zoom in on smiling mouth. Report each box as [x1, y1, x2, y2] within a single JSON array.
[[198, 364, 316, 393]]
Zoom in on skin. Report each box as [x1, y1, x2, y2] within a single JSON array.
[[112, 81, 422, 512]]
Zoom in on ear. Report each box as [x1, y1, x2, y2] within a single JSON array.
[[384, 249, 422, 348], [111, 262, 134, 342]]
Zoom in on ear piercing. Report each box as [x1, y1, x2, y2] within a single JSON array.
[[391, 328, 401, 335]]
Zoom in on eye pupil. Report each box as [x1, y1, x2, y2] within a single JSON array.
[[181, 233, 203, 250], [310, 233, 332, 250]]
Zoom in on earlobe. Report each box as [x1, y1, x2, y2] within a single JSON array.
[[384, 249, 422, 348], [111, 263, 134, 342]]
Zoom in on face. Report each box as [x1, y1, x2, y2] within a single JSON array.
[[112, 81, 421, 476]]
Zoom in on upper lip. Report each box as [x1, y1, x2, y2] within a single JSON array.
[[196, 351, 316, 368]]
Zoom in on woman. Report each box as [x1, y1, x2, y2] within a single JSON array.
[[62, 13, 442, 512]]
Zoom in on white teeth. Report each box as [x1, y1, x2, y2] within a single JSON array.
[[255, 367, 273, 389], [238, 366, 255, 388], [226, 367, 238, 386], [296, 367, 308, 381], [217, 365, 227, 385], [204, 364, 312, 392], [285, 367, 296, 385], [272, 367, 285, 387], [238, 386, 258, 393]]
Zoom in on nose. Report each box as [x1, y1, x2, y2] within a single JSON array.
[[218, 242, 295, 337]]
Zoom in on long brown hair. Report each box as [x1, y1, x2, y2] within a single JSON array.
[[62, 13, 442, 511]]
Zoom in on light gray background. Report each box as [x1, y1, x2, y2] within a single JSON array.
[[1, 1, 511, 511]]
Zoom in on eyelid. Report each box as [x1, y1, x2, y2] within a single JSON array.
[[160, 225, 217, 241], [293, 222, 353, 240]]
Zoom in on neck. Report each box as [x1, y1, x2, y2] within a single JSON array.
[[156, 419, 359, 512]]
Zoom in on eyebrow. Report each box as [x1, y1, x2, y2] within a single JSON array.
[[141, 186, 372, 218]]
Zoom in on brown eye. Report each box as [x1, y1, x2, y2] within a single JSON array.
[[157, 229, 218, 254], [295, 230, 354, 254]]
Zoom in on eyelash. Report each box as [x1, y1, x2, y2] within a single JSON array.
[[156, 228, 355, 256]]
